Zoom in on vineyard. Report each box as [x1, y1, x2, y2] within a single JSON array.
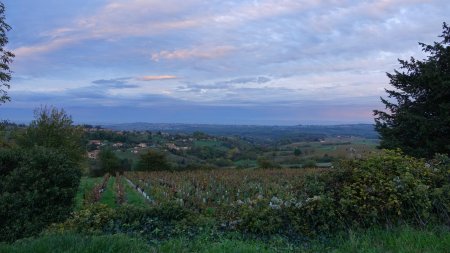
[[123, 169, 327, 223], [76, 173, 149, 209], [77, 168, 326, 215]]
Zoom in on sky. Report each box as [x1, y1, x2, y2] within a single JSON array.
[[0, 0, 448, 125]]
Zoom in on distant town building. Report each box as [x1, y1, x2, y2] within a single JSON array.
[[89, 140, 102, 146], [87, 150, 100, 159], [113, 142, 124, 148]]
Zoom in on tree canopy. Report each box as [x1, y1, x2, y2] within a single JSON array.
[[0, 147, 81, 242], [99, 148, 121, 174], [136, 150, 170, 171], [374, 23, 450, 158], [0, 3, 14, 104], [18, 106, 85, 163]]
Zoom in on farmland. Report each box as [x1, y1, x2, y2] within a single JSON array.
[[125, 168, 324, 214], [84, 124, 379, 176], [69, 151, 450, 252], [76, 168, 324, 214]]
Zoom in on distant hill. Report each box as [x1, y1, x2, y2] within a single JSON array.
[[103, 123, 378, 143]]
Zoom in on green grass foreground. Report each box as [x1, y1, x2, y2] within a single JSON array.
[[0, 233, 150, 253], [0, 226, 448, 253]]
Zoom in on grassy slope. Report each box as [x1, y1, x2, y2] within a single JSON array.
[[3, 226, 446, 253], [327, 226, 450, 253], [0, 233, 150, 253], [152, 226, 450, 253], [122, 177, 148, 207], [74, 177, 102, 211], [99, 176, 116, 208]]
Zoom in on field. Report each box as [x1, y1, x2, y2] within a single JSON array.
[[76, 175, 148, 208], [70, 154, 449, 252], [124, 168, 325, 215], [77, 168, 324, 212]]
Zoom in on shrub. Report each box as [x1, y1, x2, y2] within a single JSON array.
[[332, 150, 433, 226], [302, 159, 317, 168], [428, 154, 450, 225], [303, 150, 449, 229], [0, 147, 81, 242], [53, 203, 196, 240]]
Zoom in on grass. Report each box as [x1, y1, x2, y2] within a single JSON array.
[[325, 226, 450, 253], [99, 176, 117, 208], [0, 226, 448, 252], [0, 233, 150, 253], [122, 177, 148, 207], [150, 237, 274, 253], [150, 226, 450, 253], [74, 177, 102, 211]]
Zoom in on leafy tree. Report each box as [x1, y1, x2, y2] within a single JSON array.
[[0, 147, 81, 242], [294, 148, 302, 156], [257, 157, 274, 169], [374, 23, 450, 158], [136, 150, 170, 171], [0, 2, 14, 104], [99, 148, 121, 174], [302, 159, 317, 168], [18, 106, 85, 163]]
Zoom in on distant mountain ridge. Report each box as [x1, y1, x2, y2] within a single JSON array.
[[103, 123, 378, 141]]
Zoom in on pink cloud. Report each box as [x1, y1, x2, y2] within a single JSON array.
[[136, 75, 178, 81], [151, 46, 235, 61]]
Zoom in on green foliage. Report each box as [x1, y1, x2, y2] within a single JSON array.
[[231, 151, 449, 237], [136, 150, 170, 171], [0, 147, 81, 242], [18, 106, 85, 163], [309, 150, 450, 228], [374, 23, 450, 158], [257, 157, 277, 169], [302, 159, 317, 168], [99, 148, 121, 174], [428, 153, 450, 223], [239, 201, 283, 235], [52, 203, 194, 241], [294, 148, 302, 156], [0, 2, 14, 104]]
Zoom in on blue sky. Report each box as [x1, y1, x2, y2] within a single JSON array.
[[0, 0, 448, 125]]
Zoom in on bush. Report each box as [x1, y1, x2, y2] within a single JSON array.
[[52, 203, 196, 241], [235, 151, 449, 238], [305, 150, 449, 229], [0, 147, 81, 242], [302, 159, 317, 168], [429, 154, 450, 225]]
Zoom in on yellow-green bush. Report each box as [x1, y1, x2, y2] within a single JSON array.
[[314, 150, 449, 228], [235, 150, 449, 238]]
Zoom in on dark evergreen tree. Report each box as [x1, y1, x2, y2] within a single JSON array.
[[374, 23, 450, 158]]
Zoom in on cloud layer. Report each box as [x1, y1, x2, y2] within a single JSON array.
[[2, 0, 449, 124]]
